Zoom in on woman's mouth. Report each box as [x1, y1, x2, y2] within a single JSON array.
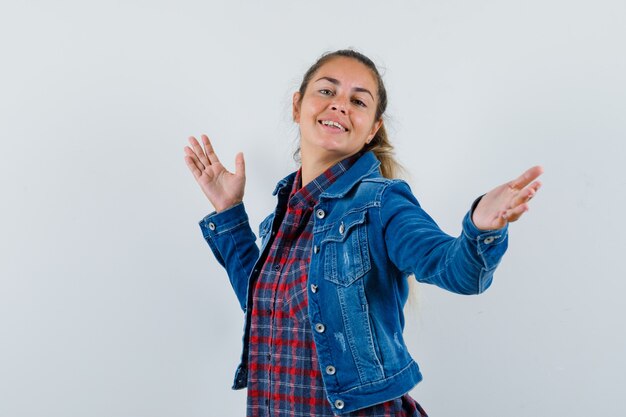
[[319, 120, 348, 132]]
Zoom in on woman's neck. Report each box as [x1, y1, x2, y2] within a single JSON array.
[[300, 152, 346, 187]]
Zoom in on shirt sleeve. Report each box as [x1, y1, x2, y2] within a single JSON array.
[[198, 202, 259, 311], [380, 180, 508, 295]]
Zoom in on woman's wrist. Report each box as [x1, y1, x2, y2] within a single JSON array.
[[215, 200, 243, 213]]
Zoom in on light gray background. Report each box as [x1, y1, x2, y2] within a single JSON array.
[[1, 1, 624, 416]]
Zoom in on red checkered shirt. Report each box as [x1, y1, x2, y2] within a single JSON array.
[[247, 153, 428, 417]]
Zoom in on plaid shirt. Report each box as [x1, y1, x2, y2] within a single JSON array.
[[247, 154, 428, 417]]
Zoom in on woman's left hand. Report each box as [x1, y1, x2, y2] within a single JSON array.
[[472, 166, 544, 231]]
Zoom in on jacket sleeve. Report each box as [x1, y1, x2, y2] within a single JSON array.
[[380, 180, 508, 295], [198, 202, 259, 311]]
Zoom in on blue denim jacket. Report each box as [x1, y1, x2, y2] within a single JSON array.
[[199, 151, 508, 414]]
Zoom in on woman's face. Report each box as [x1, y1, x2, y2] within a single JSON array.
[[293, 57, 382, 163]]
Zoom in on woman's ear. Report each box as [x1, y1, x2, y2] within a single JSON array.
[[292, 92, 301, 123], [367, 118, 383, 143]]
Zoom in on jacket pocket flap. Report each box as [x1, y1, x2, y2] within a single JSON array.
[[322, 210, 367, 243]]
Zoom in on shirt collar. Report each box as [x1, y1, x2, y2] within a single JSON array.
[[288, 152, 363, 209]]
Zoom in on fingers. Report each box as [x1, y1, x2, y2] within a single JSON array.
[[503, 202, 529, 223], [201, 134, 221, 165], [508, 180, 542, 208], [508, 165, 544, 191], [525, 180, 541, 201], [504, 166, 543, 223], [505, 177, 542, 223], [504, 182, 541, 220], [184, 146, 206, 172], [234, 152, 246, 178], [184, 155, 203, 179], [185, 135, 243, 184], [188, 136, 210, 168]]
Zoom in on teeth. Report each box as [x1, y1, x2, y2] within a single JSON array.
[[321, 120, 346, 131]]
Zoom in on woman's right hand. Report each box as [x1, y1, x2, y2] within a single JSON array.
[[184, 134, 246, 213]]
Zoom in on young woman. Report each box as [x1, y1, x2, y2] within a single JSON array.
[[184, 49, 543, 416]]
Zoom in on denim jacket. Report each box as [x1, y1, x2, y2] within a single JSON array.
[[199, 151, 508, 414]]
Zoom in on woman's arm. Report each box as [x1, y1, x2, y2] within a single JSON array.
[[185, 135, 254, 310], [199, 203, 259, 311], [381, 167, 543, 294]]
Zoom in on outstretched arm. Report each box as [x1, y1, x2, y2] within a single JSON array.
[[382, 165, 544, 295]]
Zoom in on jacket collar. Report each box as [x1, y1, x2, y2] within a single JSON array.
[[272, 172, 297, 196], [272, 151, 381, 199], [321, 151, 381, 199]]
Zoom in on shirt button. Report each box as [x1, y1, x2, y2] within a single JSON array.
[[315, 323, 325, 333], [266, 354, 271, 360], [484, 236, 495, 244], [310, 284, 318, 293], [334, 399, 344, 409], [339, 222, 345, 234], [316, 209, 326, 219], [325, 365, 336, 375], [208, 222, 216, 231], [313, 245, 319, 254], [273, 264, 281, 271]]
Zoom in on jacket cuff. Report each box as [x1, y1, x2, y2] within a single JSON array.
[[462, 195, 508, 261], [199, 202, 249, 239]]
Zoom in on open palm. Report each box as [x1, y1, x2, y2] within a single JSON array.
[[472, 165, 544, 230], [184, 134, 246, 213]]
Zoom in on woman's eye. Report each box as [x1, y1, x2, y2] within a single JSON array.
[[319, 89, 333, 95], [352, 99, 366, 107]]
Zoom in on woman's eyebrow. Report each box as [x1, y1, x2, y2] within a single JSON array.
[[314, 76, 374, 101]]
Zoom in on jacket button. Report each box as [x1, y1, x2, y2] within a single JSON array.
[[316, 209, 326, 219], [325, 365, 336, 375], [313, 245, 319, 254], [315, 323, 325, 333], [310, 284, 318, 293], [334, 399, 344, 409], [484, 236, 495, 244], [339, 222, 344, 234], [208, 222, 216, 231]]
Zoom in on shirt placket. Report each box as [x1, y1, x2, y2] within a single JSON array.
[[267, 208, 300, 416], [246, 154, 363, 417]]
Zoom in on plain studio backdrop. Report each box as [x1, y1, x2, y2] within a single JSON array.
[[1, 1, 624, 416]]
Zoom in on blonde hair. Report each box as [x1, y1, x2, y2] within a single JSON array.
[[361, 123, 404, 179]]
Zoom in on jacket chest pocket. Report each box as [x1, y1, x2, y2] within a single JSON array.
[[321, 210, 371, 287]]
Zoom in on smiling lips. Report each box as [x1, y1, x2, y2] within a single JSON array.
[[319, 119, 348, 132]]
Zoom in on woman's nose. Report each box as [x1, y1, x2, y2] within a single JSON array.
[[330, 102, 347, 114]]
